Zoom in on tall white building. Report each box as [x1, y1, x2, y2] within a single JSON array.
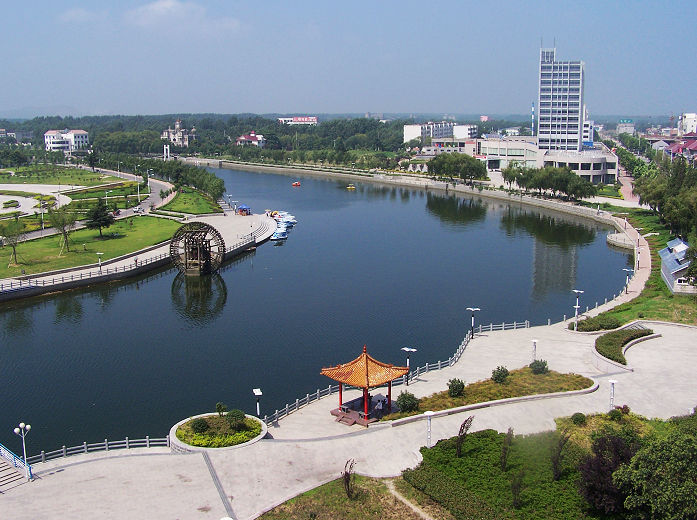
[[537, 48, 584, 152], [678, 113, 697, 136], [44, 129, 89, 153]]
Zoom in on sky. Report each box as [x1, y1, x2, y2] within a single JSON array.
[[1, 0, 695, 118]]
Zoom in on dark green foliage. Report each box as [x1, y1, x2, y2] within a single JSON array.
[[608, 409, 623, 422], [570, 314, 621, 331], [529, 359, 549, 375], [614, 431, 697, 520], [550, 430, 571, 481], [595, 328, 654, 364], [216, 402, 227, 417], [578, 433, 637, 514], [571, 413, 587, 426], [190, 417, 209, 434], [84, 198, 115, 237], [491, 366, 509, 384], [500, 427, 513, 471], [511, 468, 525, 509], [396, 391, 419, 413], [226, 408, 246, 430], [427, 152, 488, 181], [448, 378, 465, 397]]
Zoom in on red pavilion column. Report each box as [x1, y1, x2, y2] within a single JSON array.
[[363, 387, 369, 416], [339, 383, 343, 407], [388, 381, 392, 412]]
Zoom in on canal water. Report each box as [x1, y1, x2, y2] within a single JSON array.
[[0, 168, 631, 452]]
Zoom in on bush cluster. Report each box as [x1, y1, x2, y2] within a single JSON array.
[[190, 417, 209, 434], [529, 359, 549, 374], [227, 409, 247, 430], [396, 391, 419, 413], [608, 409, 623, 422], [571, 412, 587, 426], [569, 314, 621, 331], [491, 366, 509, 384], [447, 378, 465, 397], [595, 328, 654, 364]]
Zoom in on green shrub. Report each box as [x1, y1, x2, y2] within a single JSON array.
[[216, 402, 228, 417], [529, 359, 549, 374], [571, 412, 587, 426], [569, 314, 621, 331], [491, 366, 509, 384], [396, 391, 419, 413], [227, 408, 246, 430], [447, 378, 465, 397], [608, 409, 623, 422], [595, 328, 654, 364], [190, 417, 209, 433]]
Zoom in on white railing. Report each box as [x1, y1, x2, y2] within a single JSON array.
[[27, 435, 170, 465]]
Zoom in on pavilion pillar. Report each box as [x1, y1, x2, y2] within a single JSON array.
[[388, 381, 392, 412], [363, 387, 369, 416], [339, 383, 343, 407]]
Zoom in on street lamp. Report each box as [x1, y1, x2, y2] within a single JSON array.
[[424, 411, 435, 448], [401, 347, 417, 386], [622, 268, 634, 294], [609, 379, 617, 410], [253, 388, 262, 417], [105, 190, 112, 208], [96, 252, 104, 273], [466, 307, 481, 338], [532, 339, 538, 362], [572, 289, 584, 331], [13, 422, 31, 481]]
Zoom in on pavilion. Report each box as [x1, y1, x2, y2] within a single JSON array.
[[321, 345, 409, 426]]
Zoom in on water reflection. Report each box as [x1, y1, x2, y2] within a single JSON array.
[[499, 207, 595, 247], [1, 307, 33, 336], [170, 273, 228, 326], [425, 193, 487, 226], [54, 293, 83, 324]]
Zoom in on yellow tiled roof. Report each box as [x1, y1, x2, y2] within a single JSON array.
[[320, 345, 409, 388]]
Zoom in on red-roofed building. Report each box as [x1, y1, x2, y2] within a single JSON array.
[[236, 131, 266, 148]]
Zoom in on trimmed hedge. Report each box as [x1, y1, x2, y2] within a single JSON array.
[[595, 328, 654, 365], [570, 314, 621, 331]]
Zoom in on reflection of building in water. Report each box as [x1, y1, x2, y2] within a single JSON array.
[[532, 239, 578, 300]]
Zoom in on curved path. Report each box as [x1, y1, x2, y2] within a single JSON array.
[[2, 319, 695, 519]]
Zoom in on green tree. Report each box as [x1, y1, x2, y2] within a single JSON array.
[[47, 206, 77, 252], [87, 151, 98, 171], [614, 431, 697, 520], [85, 198, 115, 238], [0, 216, 26, 264]]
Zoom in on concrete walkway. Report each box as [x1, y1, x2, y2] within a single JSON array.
[[2, 320, 695, 519]]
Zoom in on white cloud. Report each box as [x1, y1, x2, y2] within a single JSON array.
[[124, 0, 239, 32], [58, 8, 103, 23]]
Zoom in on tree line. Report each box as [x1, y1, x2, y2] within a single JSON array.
[[501, 164, 597, 200]]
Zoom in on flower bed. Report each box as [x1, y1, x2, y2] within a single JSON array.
[[175, 414, 262, 448]]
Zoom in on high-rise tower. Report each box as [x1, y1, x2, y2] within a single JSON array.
[[537, 48, 584, 152]]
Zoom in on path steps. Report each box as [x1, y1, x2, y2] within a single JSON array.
[[0, 459, 24, 492]]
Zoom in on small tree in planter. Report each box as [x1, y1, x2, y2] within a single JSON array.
[[226, 409, 246, 430], [492, 366, 510, 384], [216, 402, 227, 417], [448, 378, 465, 397]]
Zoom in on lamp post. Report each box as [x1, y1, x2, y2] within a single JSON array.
[[622, 268, 634, 294], [572, 290, 584, 331], [609, 379, 617, 410], [96, 252, 104, 273], [105, 190, 112, 209], [13, 422, 31, 481], [466, 307, 480, 338], [401, 347, 417, 386], [532, 339, 538, 362], [252, 388, 262, 417], [117, 161, 122, 174], [424, 411, 435, 448]]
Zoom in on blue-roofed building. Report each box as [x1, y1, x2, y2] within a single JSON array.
[[658, 238, 696, 294]]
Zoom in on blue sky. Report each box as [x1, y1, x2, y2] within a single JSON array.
[[1, 0, 694, 117]]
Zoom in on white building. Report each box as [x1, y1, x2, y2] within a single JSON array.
[[537, 48, 584, 152], [616, 119, 635, 135], [278, 116, 318, 126], [161, 119, 196, 147], [403, 122, 477, 143], [44, 129, 89, 153], [236, 131, 266, 148], [678, 113, 697, 136]]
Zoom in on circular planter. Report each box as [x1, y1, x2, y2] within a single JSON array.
[[169, 412, 267, 453]]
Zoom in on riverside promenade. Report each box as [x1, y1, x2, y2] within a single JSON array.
[[3, 214, 696, 519]]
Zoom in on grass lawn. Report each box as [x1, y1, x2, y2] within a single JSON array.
[[66, 182, 149, 200], [259, 476, 424, 520], [383, 368, 593, 421], [598, 208, 697, 325], [596, 185, 622, 199], [159, 187, 222, 214], [0, 165, 120, 187], [0, 216, 181, 278]]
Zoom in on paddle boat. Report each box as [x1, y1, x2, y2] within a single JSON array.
[[346, 184, 356, 190], [270, 229, 289, 241], [292, 181, 301, 187]]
